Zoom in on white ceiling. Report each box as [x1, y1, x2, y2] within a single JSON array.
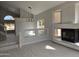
[[0, 1, 66, 15]]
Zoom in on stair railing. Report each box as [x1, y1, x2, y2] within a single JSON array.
[[0, 24, 7, 41]]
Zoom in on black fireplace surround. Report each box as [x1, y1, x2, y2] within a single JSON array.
[[62, 29, 79, 43]]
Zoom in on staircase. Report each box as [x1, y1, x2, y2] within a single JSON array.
[[0, 31, 6, 41], [0, 24, 18, 51], [0, 24, 7, 41]]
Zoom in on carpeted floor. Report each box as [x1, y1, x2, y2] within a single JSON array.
[[0, 40, 79, 57]]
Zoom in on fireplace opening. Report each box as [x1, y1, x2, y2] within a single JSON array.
[[62, 29, 79, 43]]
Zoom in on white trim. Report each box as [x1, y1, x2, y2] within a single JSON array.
[[22, 38, 48, 47]]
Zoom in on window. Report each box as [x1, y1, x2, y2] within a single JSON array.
[[4, 15, 15, 31], [54, 10, 62, 37], [4, 23, 15, 30], [55, 29, 61, 37], [54, 10, 61, 23], [37, 18, 45, 29], [4, 15, 14, 20], [37, 18, 46, 36]]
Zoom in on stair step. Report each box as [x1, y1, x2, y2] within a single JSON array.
[[0, 41, 17, 48], [0, 43, 18, 51]]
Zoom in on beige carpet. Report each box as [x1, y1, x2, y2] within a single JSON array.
[[0, 40, 79, 57]]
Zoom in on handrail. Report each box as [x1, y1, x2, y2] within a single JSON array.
[[0, 24, 7, 40], [0, 24, 6, 31]]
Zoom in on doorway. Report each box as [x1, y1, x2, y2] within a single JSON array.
[[0, 15, 17, 47]]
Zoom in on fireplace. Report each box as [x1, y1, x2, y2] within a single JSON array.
[[62, 29, 79, 43]]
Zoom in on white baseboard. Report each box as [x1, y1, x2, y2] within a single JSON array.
[[22, 38, 48, 47]]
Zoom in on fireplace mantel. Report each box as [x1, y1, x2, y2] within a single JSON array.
[[55, 23, 79, 29]]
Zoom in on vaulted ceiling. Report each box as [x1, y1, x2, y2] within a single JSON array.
[[0, 1, 66, 15]]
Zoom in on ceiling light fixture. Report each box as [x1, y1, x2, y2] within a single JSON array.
[[27, 6, 34, 22]]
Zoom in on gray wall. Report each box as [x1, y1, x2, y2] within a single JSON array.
[[16, 9, 50, 46], [61, 2, 75, 23], [52, 2, 76, 24], [36, 8, 53, 40]]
